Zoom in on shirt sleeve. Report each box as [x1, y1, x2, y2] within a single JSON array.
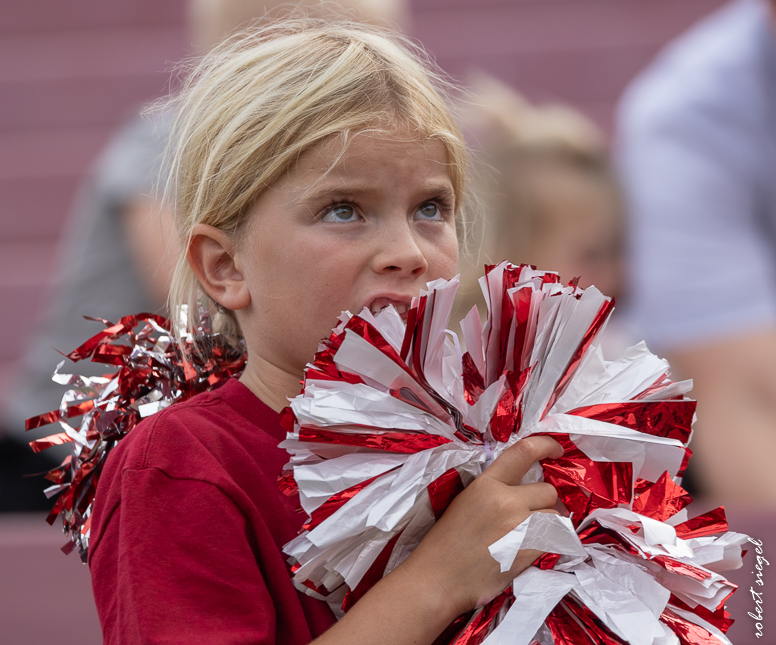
[[617, 89, 776, 352], [91, 467, 279, 645]]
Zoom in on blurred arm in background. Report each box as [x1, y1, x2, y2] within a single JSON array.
[[121, 196, 178, 308], [617, 0, 776, 510]]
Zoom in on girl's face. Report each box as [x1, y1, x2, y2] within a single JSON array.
[[234, 128, 460, 378]]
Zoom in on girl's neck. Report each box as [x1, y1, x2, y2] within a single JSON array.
[[238, 355, 303, 413]]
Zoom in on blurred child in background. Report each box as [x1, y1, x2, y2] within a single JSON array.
[[456, 75, 629, 358]]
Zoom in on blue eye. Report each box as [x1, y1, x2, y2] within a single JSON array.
[[321, 204, 359, 223], [415, 203, 443, 221]]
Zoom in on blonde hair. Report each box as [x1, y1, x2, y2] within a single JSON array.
[[162, 18, 468, 345]]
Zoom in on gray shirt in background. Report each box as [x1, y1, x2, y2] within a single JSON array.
[[617, 0, 776, 353], [1, 113, 170, 441]]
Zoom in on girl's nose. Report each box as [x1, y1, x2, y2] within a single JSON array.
[[371, 218, 429, 278]]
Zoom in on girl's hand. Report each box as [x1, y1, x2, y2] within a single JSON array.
[[400, 435, 563, 618]]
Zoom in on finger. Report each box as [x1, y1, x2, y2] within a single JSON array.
[[483, 436, 563, 486], [514, 483, 558, 511]]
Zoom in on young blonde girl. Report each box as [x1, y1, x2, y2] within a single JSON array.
[[89, 19, 561, 644]]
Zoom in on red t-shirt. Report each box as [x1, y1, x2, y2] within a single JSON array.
[[89, 378, 336, 644]]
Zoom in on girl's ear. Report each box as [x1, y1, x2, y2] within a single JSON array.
[[187, 224, 251, 311]]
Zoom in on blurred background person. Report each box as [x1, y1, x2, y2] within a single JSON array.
[[0, 81, 176, 511], [0, 0, 409, 513], [457, 74, 629, 359], [617, 0, 776, 510]]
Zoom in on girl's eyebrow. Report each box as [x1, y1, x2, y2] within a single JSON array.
[[299, 179, 456, 205]]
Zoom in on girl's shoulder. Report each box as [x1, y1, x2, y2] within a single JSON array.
[[89, 377, 293, 555], [108, 377, 283, 475]]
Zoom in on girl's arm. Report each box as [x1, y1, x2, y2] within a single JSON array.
[[312, 435, 563, 645]]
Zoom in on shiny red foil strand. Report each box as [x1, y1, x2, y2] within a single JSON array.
[[577, 522, 641, 556], [29, 432, 74, 453], [341, 530, 404, 611], [302, 469, 397, 531], [66, 313, 166, 362], [532, 552, 562, 570], [540, 436, 633, 521], [632, 471, 693, 522], [634, 477, 652, 496], [93, 343, 132, 365], [582, 490, 621, 517], [567, 400, 694, 444], [399, 301, 419, 362], [496, 271, 516, 377], [428, 468, 465, 520], [546, 602, 597, 644], [278, 470, 298, 497], [489, 368, 530, 443], [411, 294, 438, 394], [510, 286, 534, 373], [430, 611, 476, 645], [66, 399, 96, 417], [543, 297, 615, 418], [290, 562, 332, 597], [297, 427, 452, 453], [633, 372, 670, 400], [450, 589, 512, 645], [669, 595, 734, 635], [461, 351, 485, 406], [660, 607, 724, 645], [340, 315, 415, 381], [278, 407, 296, 434], [409, 297, 429, 377], [25, 409, 62, 431], [677, 447, 693, 479], [562, 596, 628, 645], [65, 322, 130, 362], [305, 363, 363, 386], [674, 507, 728, 539], [44, 456, 72, 485], [651, 556, 712, 582]]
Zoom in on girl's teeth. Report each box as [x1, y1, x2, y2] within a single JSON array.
[[369, 303, 409, 316]]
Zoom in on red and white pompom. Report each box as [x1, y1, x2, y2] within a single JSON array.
[[280, 261, 747, 645], [25, 309, 247, 560]]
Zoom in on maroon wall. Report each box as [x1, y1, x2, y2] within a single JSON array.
[[0, 0, 188, 400], [412, 0, 728, 130]]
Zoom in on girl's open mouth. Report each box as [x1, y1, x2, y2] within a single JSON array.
[[367, 297, 411, 320]]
